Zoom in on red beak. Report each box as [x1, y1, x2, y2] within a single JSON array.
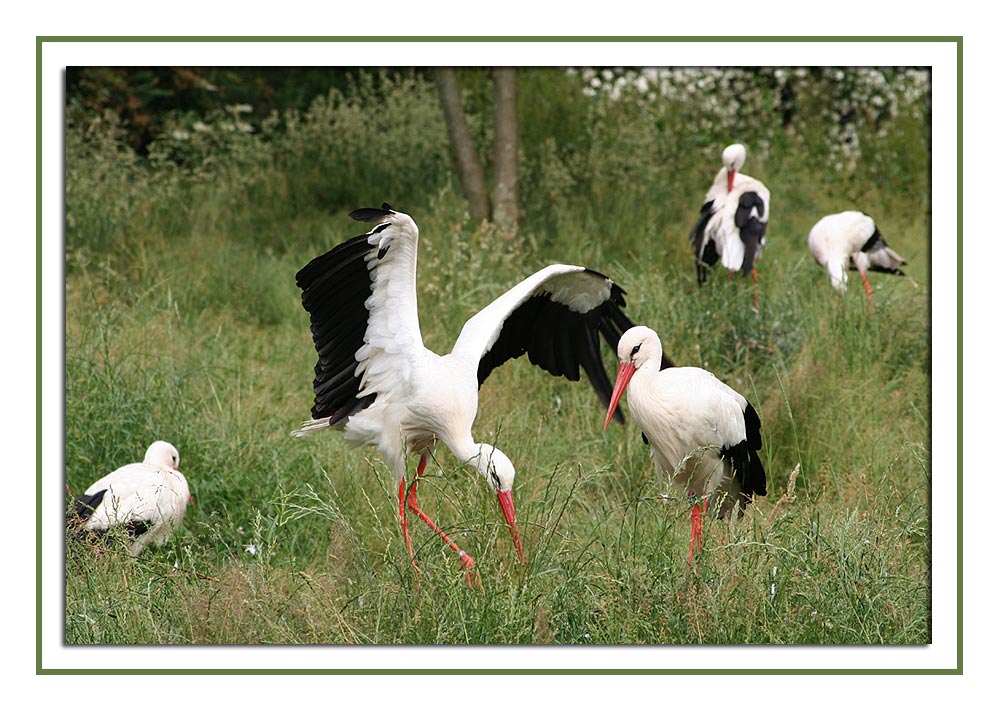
[[604, 362, 636, 430], [496, 490, 524, 563], [727, 168, 736, 193]]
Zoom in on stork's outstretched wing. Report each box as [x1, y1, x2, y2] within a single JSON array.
[[295, 204, 424, 428], [451, 265, 672, 423]]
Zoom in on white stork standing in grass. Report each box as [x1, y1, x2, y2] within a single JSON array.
[[603, 326, 766, 562], [68, 441, 192, 556], [293, 204, 671, 585], [689, 143, 770, 309], [807, 210, 908, 297]]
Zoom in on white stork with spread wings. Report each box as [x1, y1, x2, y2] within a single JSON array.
[[293, 204, 670, 584]]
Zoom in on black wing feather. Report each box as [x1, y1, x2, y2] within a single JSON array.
[[690, 200, 718, 285], [734, 191, 767, 276], [67, 488, 152, 544], [124, 520, 151, 539], [69, 489, 107, 524], [296, 227, 377, 424], [860, 224, 884, 253], [476, 271, 672, 424], [858, 224, 907, 275], [720, 402, 767, 514], [349, 204, 395, 223], [864, 263, 906, 276]]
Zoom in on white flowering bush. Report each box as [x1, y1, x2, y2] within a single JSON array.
[[568, 67, 929, 175]]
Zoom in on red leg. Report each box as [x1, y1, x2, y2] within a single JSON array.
[[860, 272, 873, 299], [407, 456, 477, 587], [398, 478, 416, 563], [751, 265, 760, 311], [398, 479, 419, 592], [399, 453, 431, 591], [688, 499, 704, 563]]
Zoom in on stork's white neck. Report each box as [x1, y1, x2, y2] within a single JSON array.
[[447, 435, 482, 467], [442, 435, 514, 493]]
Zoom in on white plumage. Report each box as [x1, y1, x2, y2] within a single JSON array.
[[294, 204, 659, 582], [690, 144, 770, 301], [808, 210, 907, 295], [70, 441, 191, 555], [604, 326, 766, 561]]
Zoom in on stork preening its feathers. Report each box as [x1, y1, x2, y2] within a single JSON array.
[[603, 326, 766, 562], [807, 211, 907, 297], [67, 441, 192, 555], [690, 144, 770, 308], [294, 204, 670, 584]]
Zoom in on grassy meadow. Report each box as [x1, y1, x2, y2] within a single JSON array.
[[63, 68, 930, 646]]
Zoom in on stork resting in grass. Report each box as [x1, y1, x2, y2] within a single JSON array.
[[68, 441, 192, 556]]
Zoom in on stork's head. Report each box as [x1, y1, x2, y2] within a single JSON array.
[[472, 444, 523, 563], [144, 441, 180, 471], [604, 326, 663, 430], [722, 143, 747, 193]]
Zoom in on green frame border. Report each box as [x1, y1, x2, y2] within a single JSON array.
[[38, 35, 962, 675]]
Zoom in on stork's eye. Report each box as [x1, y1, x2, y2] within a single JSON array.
[[630, 344, 641, 357]]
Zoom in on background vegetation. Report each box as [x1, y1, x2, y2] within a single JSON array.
[[64, 67, 929, 645]]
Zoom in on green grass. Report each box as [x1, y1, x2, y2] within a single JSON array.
[[62, 199, 929, 645], [63, 69, 929, 646]]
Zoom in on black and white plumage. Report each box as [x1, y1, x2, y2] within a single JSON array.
[[807, 211, 908, 296], [690, 144, 770, 290], [603, 326, 766, 561], [68, 441, 191, 555], [293, 204, 668, 579]]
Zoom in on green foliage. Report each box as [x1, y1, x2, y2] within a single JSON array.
[[66, 67, 385, 153], [64, 68, 929, 646]]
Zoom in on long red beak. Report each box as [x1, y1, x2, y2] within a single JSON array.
[[496, 490, 524, 563], [603, 362, 636, 430], [727, 168, 736, 193]]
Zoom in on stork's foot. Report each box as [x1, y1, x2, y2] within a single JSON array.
[[459, 551, 479, 588]]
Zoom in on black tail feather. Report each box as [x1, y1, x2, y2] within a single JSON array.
[[720, 402, 767, 515], [68, 489, 106, 525]]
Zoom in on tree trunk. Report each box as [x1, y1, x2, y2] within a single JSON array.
[[492, 67, 520, 235], [433, 68, 490, 222]]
